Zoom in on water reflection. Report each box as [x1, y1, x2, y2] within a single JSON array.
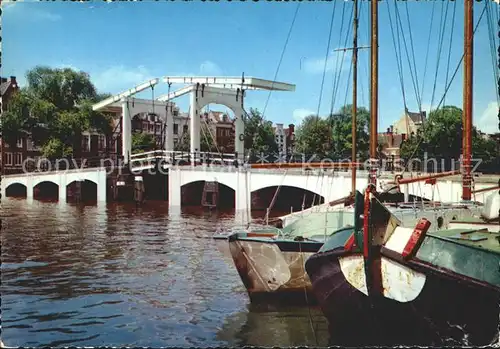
[[1, 198, 328, 347]]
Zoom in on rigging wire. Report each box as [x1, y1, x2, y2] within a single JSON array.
[[404, 1, 422, 110], [358, 1, 367, 109], [485, 0, 500, 105], [443, 0, 458, 108], [393, 1, 411, 134], [330, 4, 354, 116], [429, 1, 449, 111], [326, 0, 348, 152], [395, 1, 423, 112], [246, 3, 300, 162], [386, 1, 408, 113], [401, 5, 488, 176], [328, 0, 347, 120], [315, 0, 339, 120], [419, 0, 437, 111], [342, 51, 354, 115], [326, 2, 353, 155], [434, 4, 487, 112], [254, 2, 300, 135]]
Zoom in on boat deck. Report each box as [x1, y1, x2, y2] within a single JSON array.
[[428, 228, 500, 254]]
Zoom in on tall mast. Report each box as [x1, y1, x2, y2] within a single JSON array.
[[369, 0, 378, 186], [462, 0, 473, 201], [351, 0, 358, 194]]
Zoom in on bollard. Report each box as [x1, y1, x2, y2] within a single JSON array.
[[134, 176, 145, 204]]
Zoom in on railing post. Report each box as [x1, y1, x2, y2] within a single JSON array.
[[234, 151, 239, 168]]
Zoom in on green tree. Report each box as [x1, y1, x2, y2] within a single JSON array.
[[295, 105, 370, 159], [0, 91, 34, 147], [1, 66, 112, 157], [400, 105, 499, 167], [295, 115, 330, 158], [42, 138, 72, 160], [132, 132, 156, 153], [329, 105, 370, 159], [243, 108, 278, 155]]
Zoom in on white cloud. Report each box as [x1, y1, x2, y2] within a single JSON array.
[[92, 65, 154, 93], [293, 108, 316, 123], [3, 2, 62, 21], [476, 101, 499, 134], [199, 61, 223, 76], [302, 49, 352, 74]]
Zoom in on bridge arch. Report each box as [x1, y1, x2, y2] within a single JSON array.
[[66, 179, 98, 202], [250, 172, 344, 203], [5, 183, 27, 198], [179, 172, 237, 192], [180, 180, 235, 208], [33, 181, 59, 201], [251, 185, 325, 212]]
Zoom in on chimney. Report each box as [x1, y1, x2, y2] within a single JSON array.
[[387, 127, 393, 147], [10, 76, 18, 89], [288, 124, 295, 133]]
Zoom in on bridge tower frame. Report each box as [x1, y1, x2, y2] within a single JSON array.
[[93, 76, 295, 165]]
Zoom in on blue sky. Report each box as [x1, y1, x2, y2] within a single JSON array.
[[3, 0, 499, 134]]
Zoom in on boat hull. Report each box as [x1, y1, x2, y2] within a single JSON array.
[[227, 236, 323, 304], [305, 248, 500, 346]]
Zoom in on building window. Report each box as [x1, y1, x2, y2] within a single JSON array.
[[98, 135, 106, 151], [16, 138, 23, 148], [173, 123, 179, 135], [15, 153, 22, 165], [5, 152, 12, 166], [82, 135, 90, 152]]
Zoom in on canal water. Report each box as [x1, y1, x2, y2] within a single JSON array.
[[1, 198, 329, 347]]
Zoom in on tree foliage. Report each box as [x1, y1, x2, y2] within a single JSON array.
[[42, 138, 73, 160], [243, 108, 278, 155], [295, 115, 330, 158], [132, 132, 156, 153], [400, 105, 499, 170], [295, 104, 370, 159], [176, 124, 217, 153], [0, 66, 112, 158]]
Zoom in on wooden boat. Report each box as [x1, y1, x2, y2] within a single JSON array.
[[305, 187, 500, 346], [305, 1, 500, 343], [214, 198, 476, 303], [449, 183, 500, 232], [215, 0, 488, 304]]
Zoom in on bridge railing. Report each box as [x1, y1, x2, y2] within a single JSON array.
[[3, 155, 124, 176], [129, 150, 237, 169]]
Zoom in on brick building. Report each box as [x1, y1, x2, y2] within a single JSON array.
[[201, 111, 235, 153]]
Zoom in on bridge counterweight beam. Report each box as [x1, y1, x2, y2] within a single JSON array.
[[165, 103, 174, 153], [121, 98, 132, 165], [190, 89, 201, 165], [235, 91, 244, 161]]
